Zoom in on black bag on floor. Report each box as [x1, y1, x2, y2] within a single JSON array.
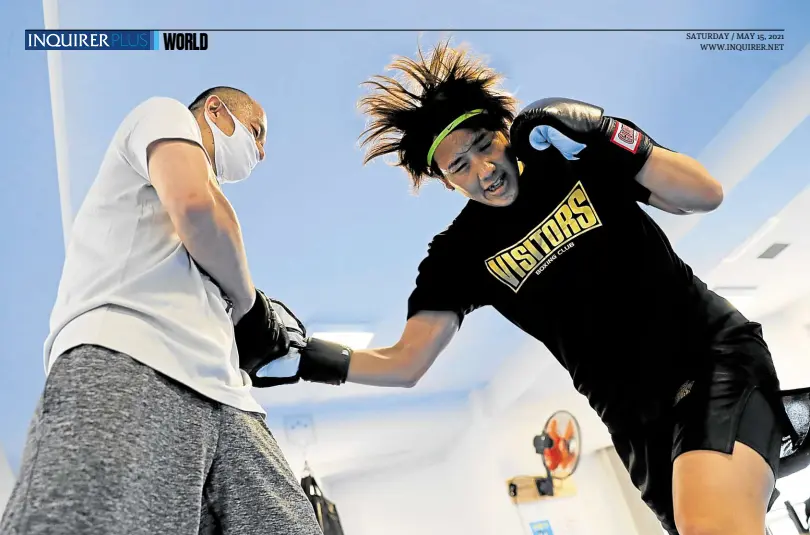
[[776, 386, 810, 479], [766, 386, 810, 512], [301, 474, 346, 535]]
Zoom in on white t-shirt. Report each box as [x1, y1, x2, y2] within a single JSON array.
[[44, 96, 265, 415]]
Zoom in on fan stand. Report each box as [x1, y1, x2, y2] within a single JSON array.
[[535, 463, 555, 497], [532, 434, 556, 497], [505, 422, 579, 504]]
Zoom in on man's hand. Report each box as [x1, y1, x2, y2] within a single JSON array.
[[509, 97, 654, 177], [267, 299, 307, 350], [235, 289, 291, 379]]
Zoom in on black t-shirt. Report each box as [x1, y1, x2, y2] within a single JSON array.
[[407, 149, 777, 431]]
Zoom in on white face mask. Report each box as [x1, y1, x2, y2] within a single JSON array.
[[204, 101, 260, 184]]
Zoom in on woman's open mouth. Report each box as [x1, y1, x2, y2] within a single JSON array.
[[486, 174, 505, 194]]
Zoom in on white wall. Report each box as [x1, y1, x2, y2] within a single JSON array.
[[266, 391, 476, 482], [754, 295, 810, 390], [0, 445, 15, 519], [325, 390, 646, 535], [601, 446, 667, 535], [322, 453, 482, 535], [485, 389, 640, 535]]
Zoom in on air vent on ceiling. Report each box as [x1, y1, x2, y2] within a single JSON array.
[[758, 243, 790, 259]]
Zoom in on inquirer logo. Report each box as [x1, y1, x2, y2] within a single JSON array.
[[484, 182, 601, 292], [25, 30, 158, 50], [25, 30, 209, 51]]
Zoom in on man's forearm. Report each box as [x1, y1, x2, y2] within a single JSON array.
[[174, 183, 255, 320], [346, 345, 420, 387]]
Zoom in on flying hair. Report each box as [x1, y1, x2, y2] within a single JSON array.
[[357, 38, 517, 189]]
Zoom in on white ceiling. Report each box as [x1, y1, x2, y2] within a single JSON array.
[[705, 185, 810, 320], [2, 0, 808, 480]]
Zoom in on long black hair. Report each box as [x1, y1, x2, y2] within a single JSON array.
[[358, 38, 517, 189]]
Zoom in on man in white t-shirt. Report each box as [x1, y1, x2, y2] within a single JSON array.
[[0, 87, 323, 534]]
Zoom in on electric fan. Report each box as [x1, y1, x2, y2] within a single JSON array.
[[507, 410, 583, 502], [531, 410, 582, 496]]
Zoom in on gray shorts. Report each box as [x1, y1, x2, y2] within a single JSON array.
[[0, 344, 323, 535]]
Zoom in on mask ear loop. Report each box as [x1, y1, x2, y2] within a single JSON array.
[[203, 97, 260, 184], [202, 96, 229, 177]]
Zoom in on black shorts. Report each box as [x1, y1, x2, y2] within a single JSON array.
[[611, 367, 783, 535]]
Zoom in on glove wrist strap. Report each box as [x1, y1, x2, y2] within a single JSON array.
[[601, 117, 654, 172], [300, 338, 352, 385]]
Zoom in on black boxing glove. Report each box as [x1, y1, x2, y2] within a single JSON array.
[[510, 97, 655, 178], [235, 289, 290, 379], [244, 296, 311, 388], [298, 338, 352, 385], [251, 337, 352, 387]]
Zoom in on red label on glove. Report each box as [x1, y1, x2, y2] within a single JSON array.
[[610, 121, 641, 153]]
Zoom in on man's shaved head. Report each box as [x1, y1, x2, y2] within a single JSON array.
[[188, 85, 268, 170], [189, 86, 253, 114]]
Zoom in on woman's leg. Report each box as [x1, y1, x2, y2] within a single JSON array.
[[671, 382, 782, 535], [672, 441, 774, 535]]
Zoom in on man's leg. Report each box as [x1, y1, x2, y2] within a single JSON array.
[[671, 372, 782, 535], [0, 344, 219, 535], [200, 406, 324, 535]]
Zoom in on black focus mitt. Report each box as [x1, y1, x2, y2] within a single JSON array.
[[235, 289, 292, 382]]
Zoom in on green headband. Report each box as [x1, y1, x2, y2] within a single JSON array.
[[426, 109, 485, 167]]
